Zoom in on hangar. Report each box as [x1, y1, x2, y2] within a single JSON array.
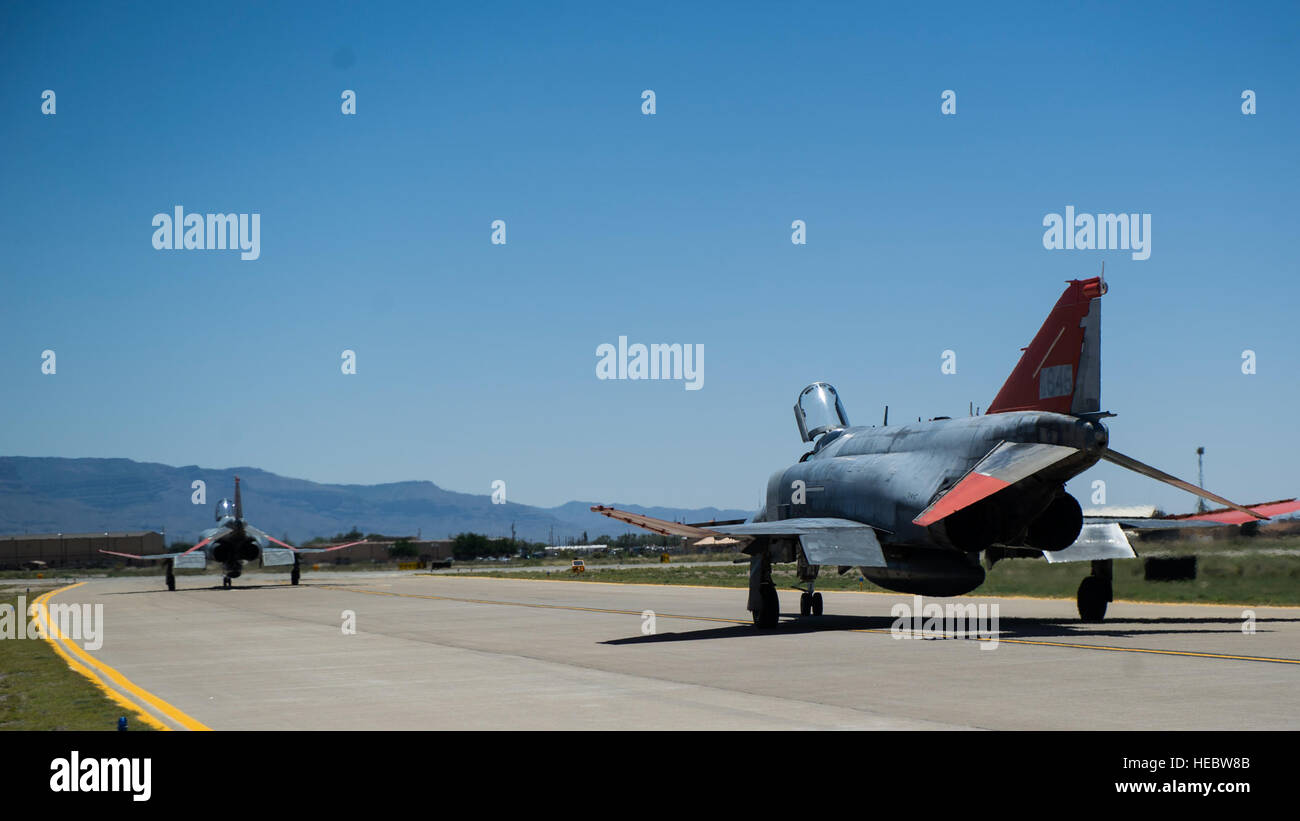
[[0, 531, 164, 569]]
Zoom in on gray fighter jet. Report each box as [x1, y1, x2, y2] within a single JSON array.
[[595, 276, 1296, 625], [101, 477, 366, 590]]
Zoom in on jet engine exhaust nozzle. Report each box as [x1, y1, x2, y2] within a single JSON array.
[[1026, 492, 1083, 552]]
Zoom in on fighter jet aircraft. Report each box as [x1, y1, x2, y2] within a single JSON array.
[[594, 276, 1299, 625], [101, 477, 367, 590]]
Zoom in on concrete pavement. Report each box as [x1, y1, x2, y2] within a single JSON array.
[[38, 572, 1300, 730]]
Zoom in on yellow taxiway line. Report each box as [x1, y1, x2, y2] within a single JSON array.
[[32, 582, 211, 731]]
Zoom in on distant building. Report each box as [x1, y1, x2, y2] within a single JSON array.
[[1082, 505, 1161, 519], [309, 538, 454, 563], [541, 544, 608, 556], [0, 531, 163, 569]]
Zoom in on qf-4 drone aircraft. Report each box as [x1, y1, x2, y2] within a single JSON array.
[[101, 477, 367, 590], [595, 276, 1299, 625]]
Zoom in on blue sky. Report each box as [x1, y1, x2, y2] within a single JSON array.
[[1, 1, 1296, 513]]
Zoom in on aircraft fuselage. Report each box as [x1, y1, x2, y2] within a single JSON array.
[[206, 519, 260, 577], [754, 411, 1108, 595]]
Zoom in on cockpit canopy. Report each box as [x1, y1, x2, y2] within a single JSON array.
[[215, 498, 236, 522], [794, 382, 850, 443]]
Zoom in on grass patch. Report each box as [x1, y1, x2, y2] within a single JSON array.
[[453, 539, 1300, 607], [0, 594, 154, 730]]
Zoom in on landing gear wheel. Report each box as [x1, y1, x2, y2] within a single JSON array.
[[1077, 575, 1109, 622], [752, 582, 779, 629], [222, 575, 232, 590], [811, 592, 823, 617], [166, 574, 175, 592], [799, 592, 811, 616], [291, 565, 300, 586]]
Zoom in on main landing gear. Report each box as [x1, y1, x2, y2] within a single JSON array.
[[165, 559, 175, 592], [748, 551, 780, 629], [748, 547, 827, 628], [1077, 559, 1113, 622], [222, 575, 233, 590], [291, 557, 301, 586]]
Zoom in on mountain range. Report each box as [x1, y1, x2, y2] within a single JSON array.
[[0, 457, 751, 545]]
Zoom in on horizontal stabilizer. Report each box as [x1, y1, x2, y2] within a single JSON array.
[[914, 442, 1079, 527], [182, 528, 229, 555]]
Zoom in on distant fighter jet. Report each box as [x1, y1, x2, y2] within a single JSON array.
[[595, 276, 1299, 624], [101, 477, 366, 590]]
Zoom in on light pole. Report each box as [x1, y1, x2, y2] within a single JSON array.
[[1196, 447, 1207, 513]]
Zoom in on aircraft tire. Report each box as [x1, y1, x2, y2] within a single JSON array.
[[291, 567, 300, 586], [799, 592, 811, 616], [1077, 576, 1109, 622], [811, 592, 823, 616], [753, 582, 779, 629], [166, 575, 175, 592]]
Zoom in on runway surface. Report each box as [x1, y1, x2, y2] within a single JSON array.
[[36, 573, 1300, 730]]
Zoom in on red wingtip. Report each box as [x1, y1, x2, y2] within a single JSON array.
[[1170, 499, 1300, 525]]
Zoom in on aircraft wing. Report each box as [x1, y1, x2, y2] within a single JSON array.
[[1083, 516, 1237, 531], [99, 528, 230, 561], [1041, 498, 1300, 564], [591, 505, 887, 567], [289, 541, 369, 554], [1162, 498, 1300, 525], [1085, 498, 1300, 531], [245, 524, 368, 553], [101, 549, 190, 561]]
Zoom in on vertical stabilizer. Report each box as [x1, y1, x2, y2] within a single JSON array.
[[986, 277, 1104, 416]]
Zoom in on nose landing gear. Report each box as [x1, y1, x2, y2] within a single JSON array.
[[797, 550, 823, 617], [799, 588, 823, 617]]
